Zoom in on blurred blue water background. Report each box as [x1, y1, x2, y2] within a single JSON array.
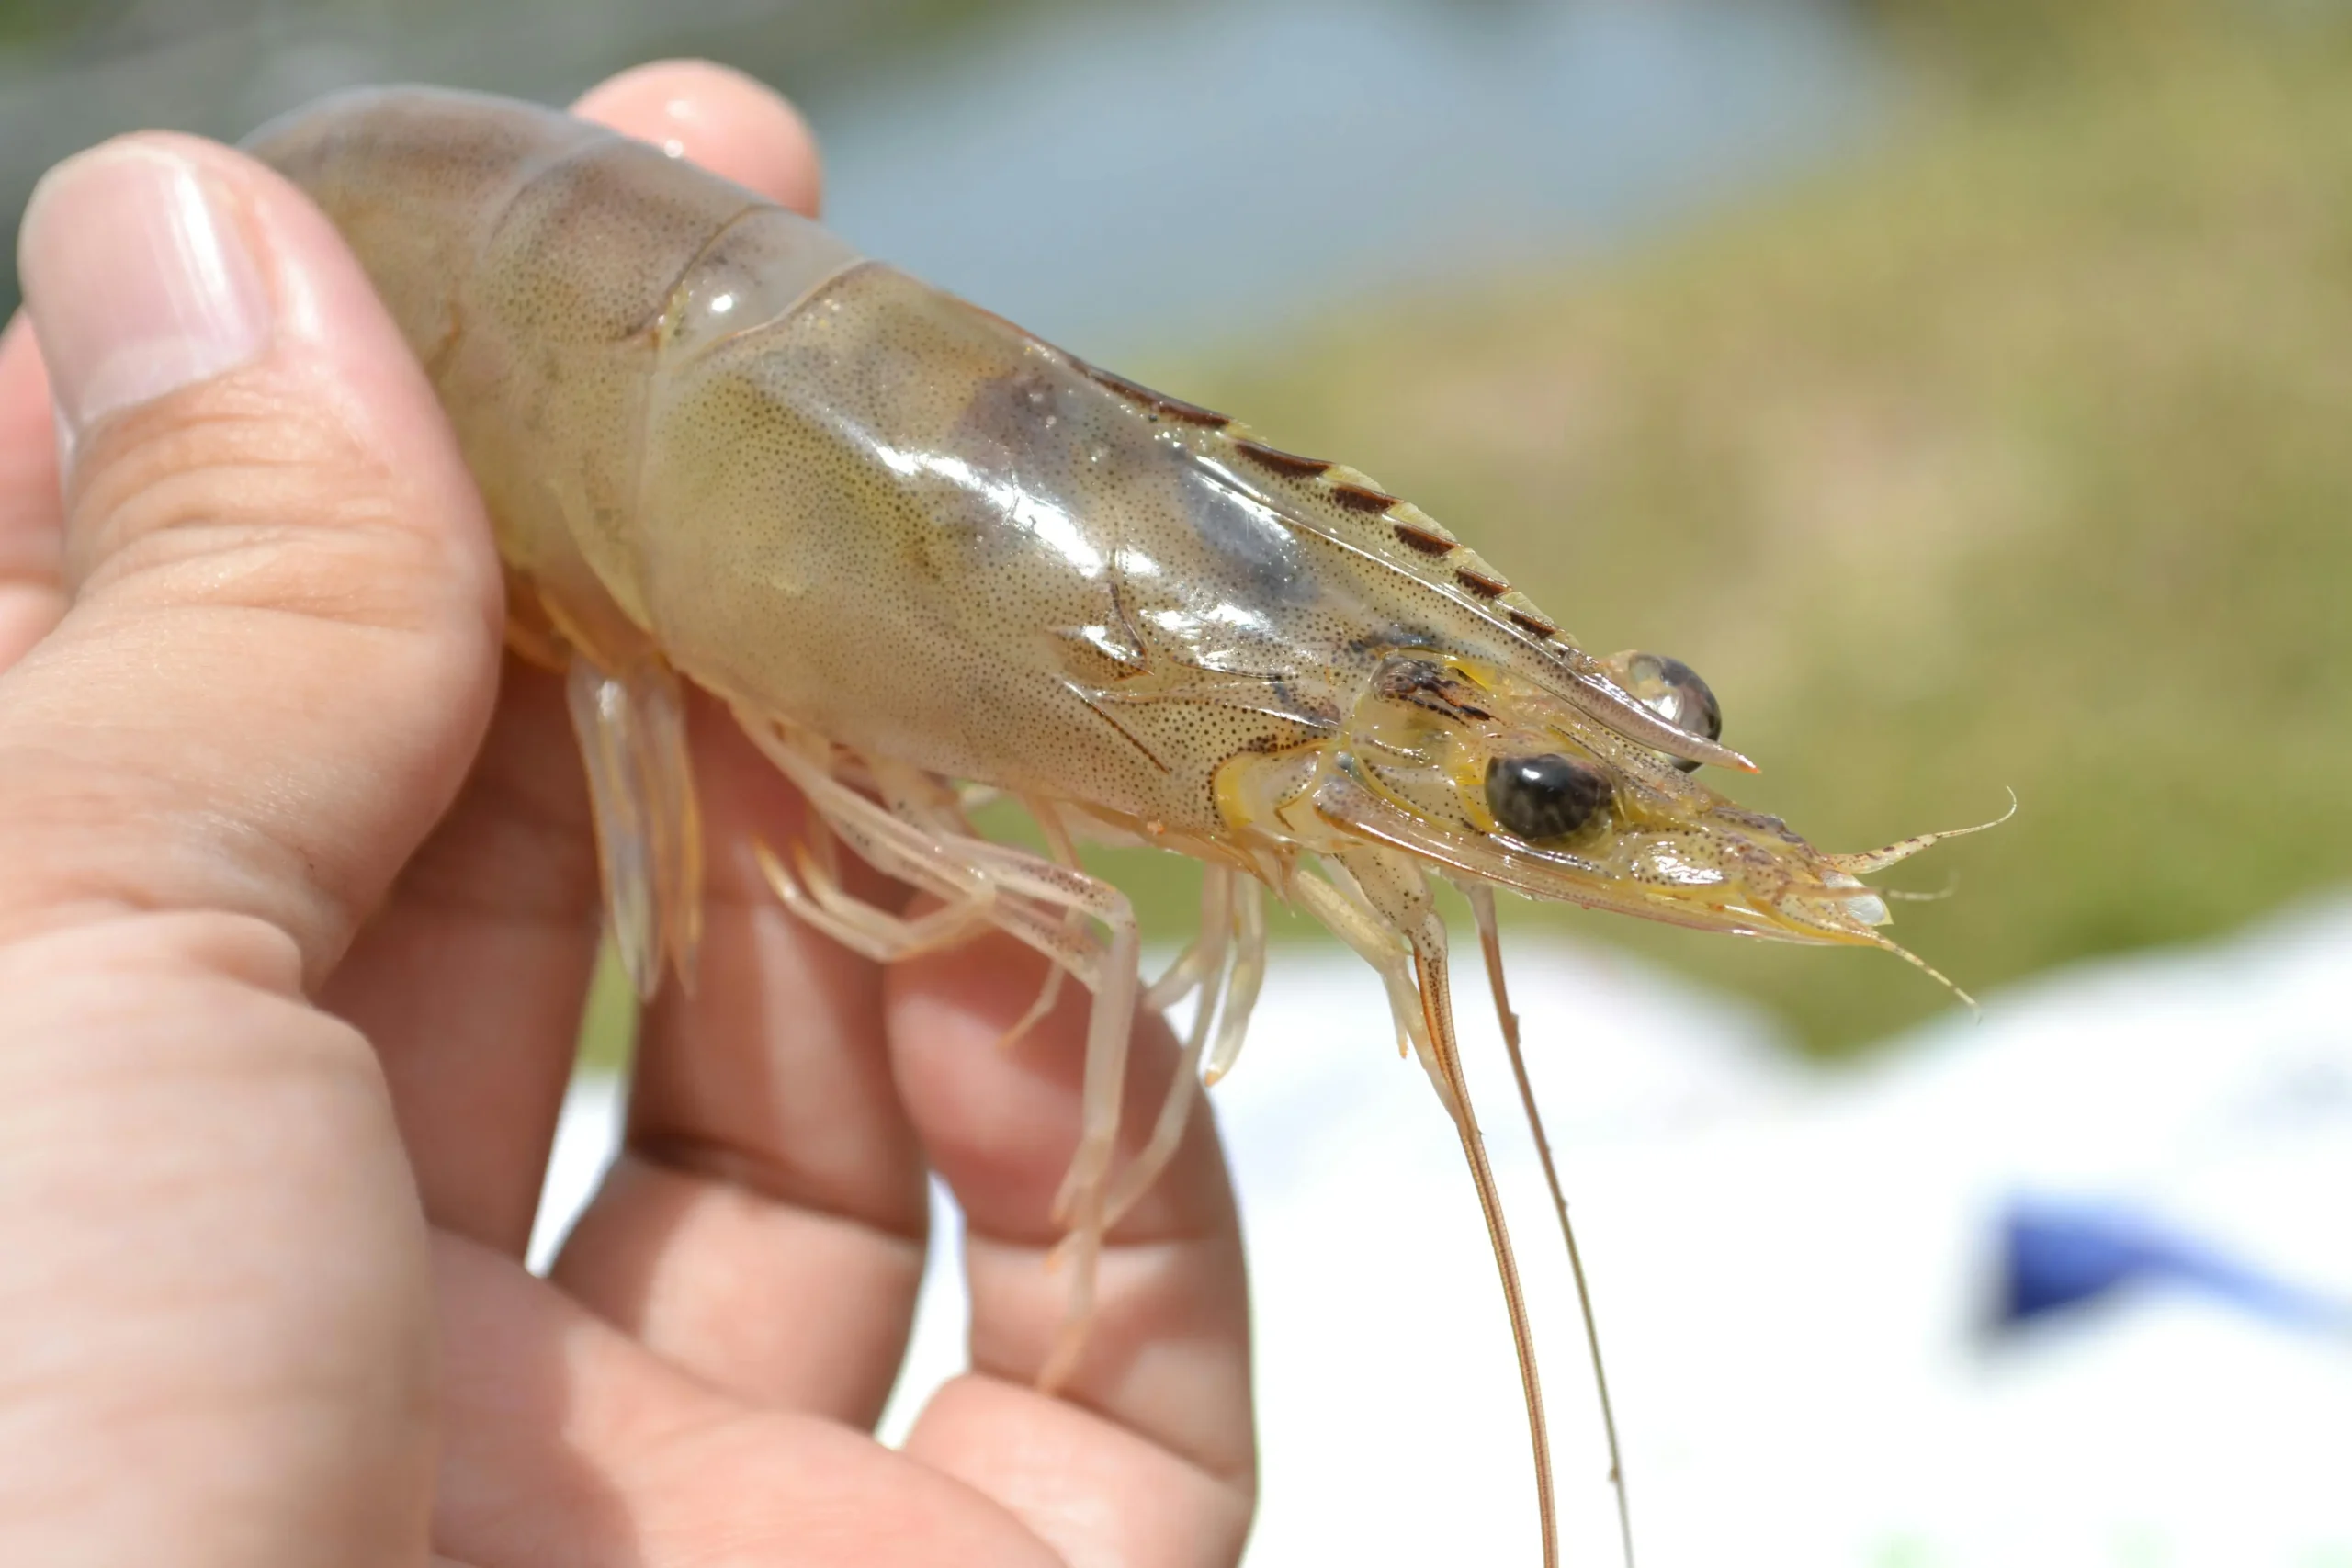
[[0, 0, 1882, 349], [811, 0, 1879, 359]]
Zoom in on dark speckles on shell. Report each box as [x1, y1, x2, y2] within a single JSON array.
[[1454, 568, 1509, 599], [1349, 622, 1442, 658], [1178, 468, 1313, 604], [962, 365, 1075, 450], [1714, 806, 1807, 846]]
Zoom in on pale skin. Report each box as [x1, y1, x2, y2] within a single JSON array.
[[0, 59, 1253, 1568]]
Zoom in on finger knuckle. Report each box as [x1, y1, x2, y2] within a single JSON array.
[[65, 370, 472, 637]]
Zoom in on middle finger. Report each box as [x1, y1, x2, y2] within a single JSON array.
[[537, 62, 931, 1425], [551, 697, 931, 1427]]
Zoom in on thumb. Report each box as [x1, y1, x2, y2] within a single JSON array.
[[1, 131, 502, 986]]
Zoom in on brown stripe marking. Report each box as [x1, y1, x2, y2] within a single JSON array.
[[1455, 568, 1510, 599], [1329, 482, 1400, 515], [1391, 522, 1455, 556], [1233, 438, 1332, 480], [1072, 688, 1173, 773], [1080, 363, 1228, 427], [1376, 658, 1494, 722], [1507, 608, 1558, 639], [1148, 393, 1229, 426]]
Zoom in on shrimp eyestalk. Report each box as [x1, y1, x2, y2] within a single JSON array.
[[250, 85, 1998, 1567]]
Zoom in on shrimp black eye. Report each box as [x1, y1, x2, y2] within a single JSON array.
[[1486, 753, 1612, 841], [1616, 651, 1722, 773]]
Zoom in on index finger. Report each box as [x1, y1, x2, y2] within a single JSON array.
[[0, 315, 64, 668], [572, 59, 824, 218], [889, 935, 1258, 1567]]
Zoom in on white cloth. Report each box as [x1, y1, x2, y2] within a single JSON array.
[[533, 897, 2352, 1566]]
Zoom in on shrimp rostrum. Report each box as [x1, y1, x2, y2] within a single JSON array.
[[251, 86, 1996, 1563]]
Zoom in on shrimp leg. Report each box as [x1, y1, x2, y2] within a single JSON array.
[[1292, 859, 1450, 1115], [1096, 866, 1236, 1229], [752, 826, 1001, 964], [736, 713, 1145, 1388], [992, 796, 1087, 1053], [565, 654, 703, 998], [1201, 876, 1268, 1087]]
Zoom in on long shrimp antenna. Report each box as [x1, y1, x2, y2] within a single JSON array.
[[1468, 886, 1637, 1568], [1411, 930, 1562, 1568], [1875, 933, 1983, 1017]]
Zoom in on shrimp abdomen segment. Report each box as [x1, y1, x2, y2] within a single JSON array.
[[247, 88, 575, 369], [250, 86, 862, 654]]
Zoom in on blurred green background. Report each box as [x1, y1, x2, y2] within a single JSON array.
[[1147, 5, 2352, 1053], [6, 0, 2347, 1057]]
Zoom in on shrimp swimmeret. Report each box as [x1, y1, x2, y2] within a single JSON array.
[[251, 85, 2000, 1566]]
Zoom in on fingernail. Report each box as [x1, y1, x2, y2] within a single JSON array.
[[18, 141, 271, 448]]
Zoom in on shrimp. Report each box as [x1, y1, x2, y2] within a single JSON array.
[[248, 85, 2000, 1566]]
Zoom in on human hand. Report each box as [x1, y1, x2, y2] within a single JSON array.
[[0, 60, 1253, 1568]]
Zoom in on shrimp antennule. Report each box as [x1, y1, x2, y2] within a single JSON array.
[[1826, 789, 2018, 875]]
